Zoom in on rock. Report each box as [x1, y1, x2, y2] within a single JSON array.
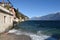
[[0, 33, 31, 40]]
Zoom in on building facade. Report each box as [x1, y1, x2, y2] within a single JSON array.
[[0, 6, 14, 33], [0, 0, 29, 33]]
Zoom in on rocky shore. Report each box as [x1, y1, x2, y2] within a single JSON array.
[[0, 33, 31, 40]]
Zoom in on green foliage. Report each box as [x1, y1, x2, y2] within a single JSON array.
[[14, 9, 21, 18], [5, 5, 10, 10], [15, 9, 20, 19], [14, 9, 27, 19]]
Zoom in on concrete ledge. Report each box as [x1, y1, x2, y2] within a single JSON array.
[[0, 6, 13, 15]]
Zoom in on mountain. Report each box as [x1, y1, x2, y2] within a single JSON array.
[[31, 12, 60, 20]]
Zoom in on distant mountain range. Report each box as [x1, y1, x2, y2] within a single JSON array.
[[30, 12, 60, 20]]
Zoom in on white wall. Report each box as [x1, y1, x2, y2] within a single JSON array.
[[0, 12, 14, 33]]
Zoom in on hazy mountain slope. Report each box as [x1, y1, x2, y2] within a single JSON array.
[[31, 12, 60, 20]]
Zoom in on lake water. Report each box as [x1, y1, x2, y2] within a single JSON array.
[[8, 20, 60, 40]]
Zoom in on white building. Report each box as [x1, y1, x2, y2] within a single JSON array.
[[0, 1, 29, 33], [0, 6, 14, 33]]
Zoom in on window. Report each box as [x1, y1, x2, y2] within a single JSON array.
[[4, 16, 6, 23]]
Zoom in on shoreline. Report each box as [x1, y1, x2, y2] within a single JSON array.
[[0, 33, 31, 40]]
